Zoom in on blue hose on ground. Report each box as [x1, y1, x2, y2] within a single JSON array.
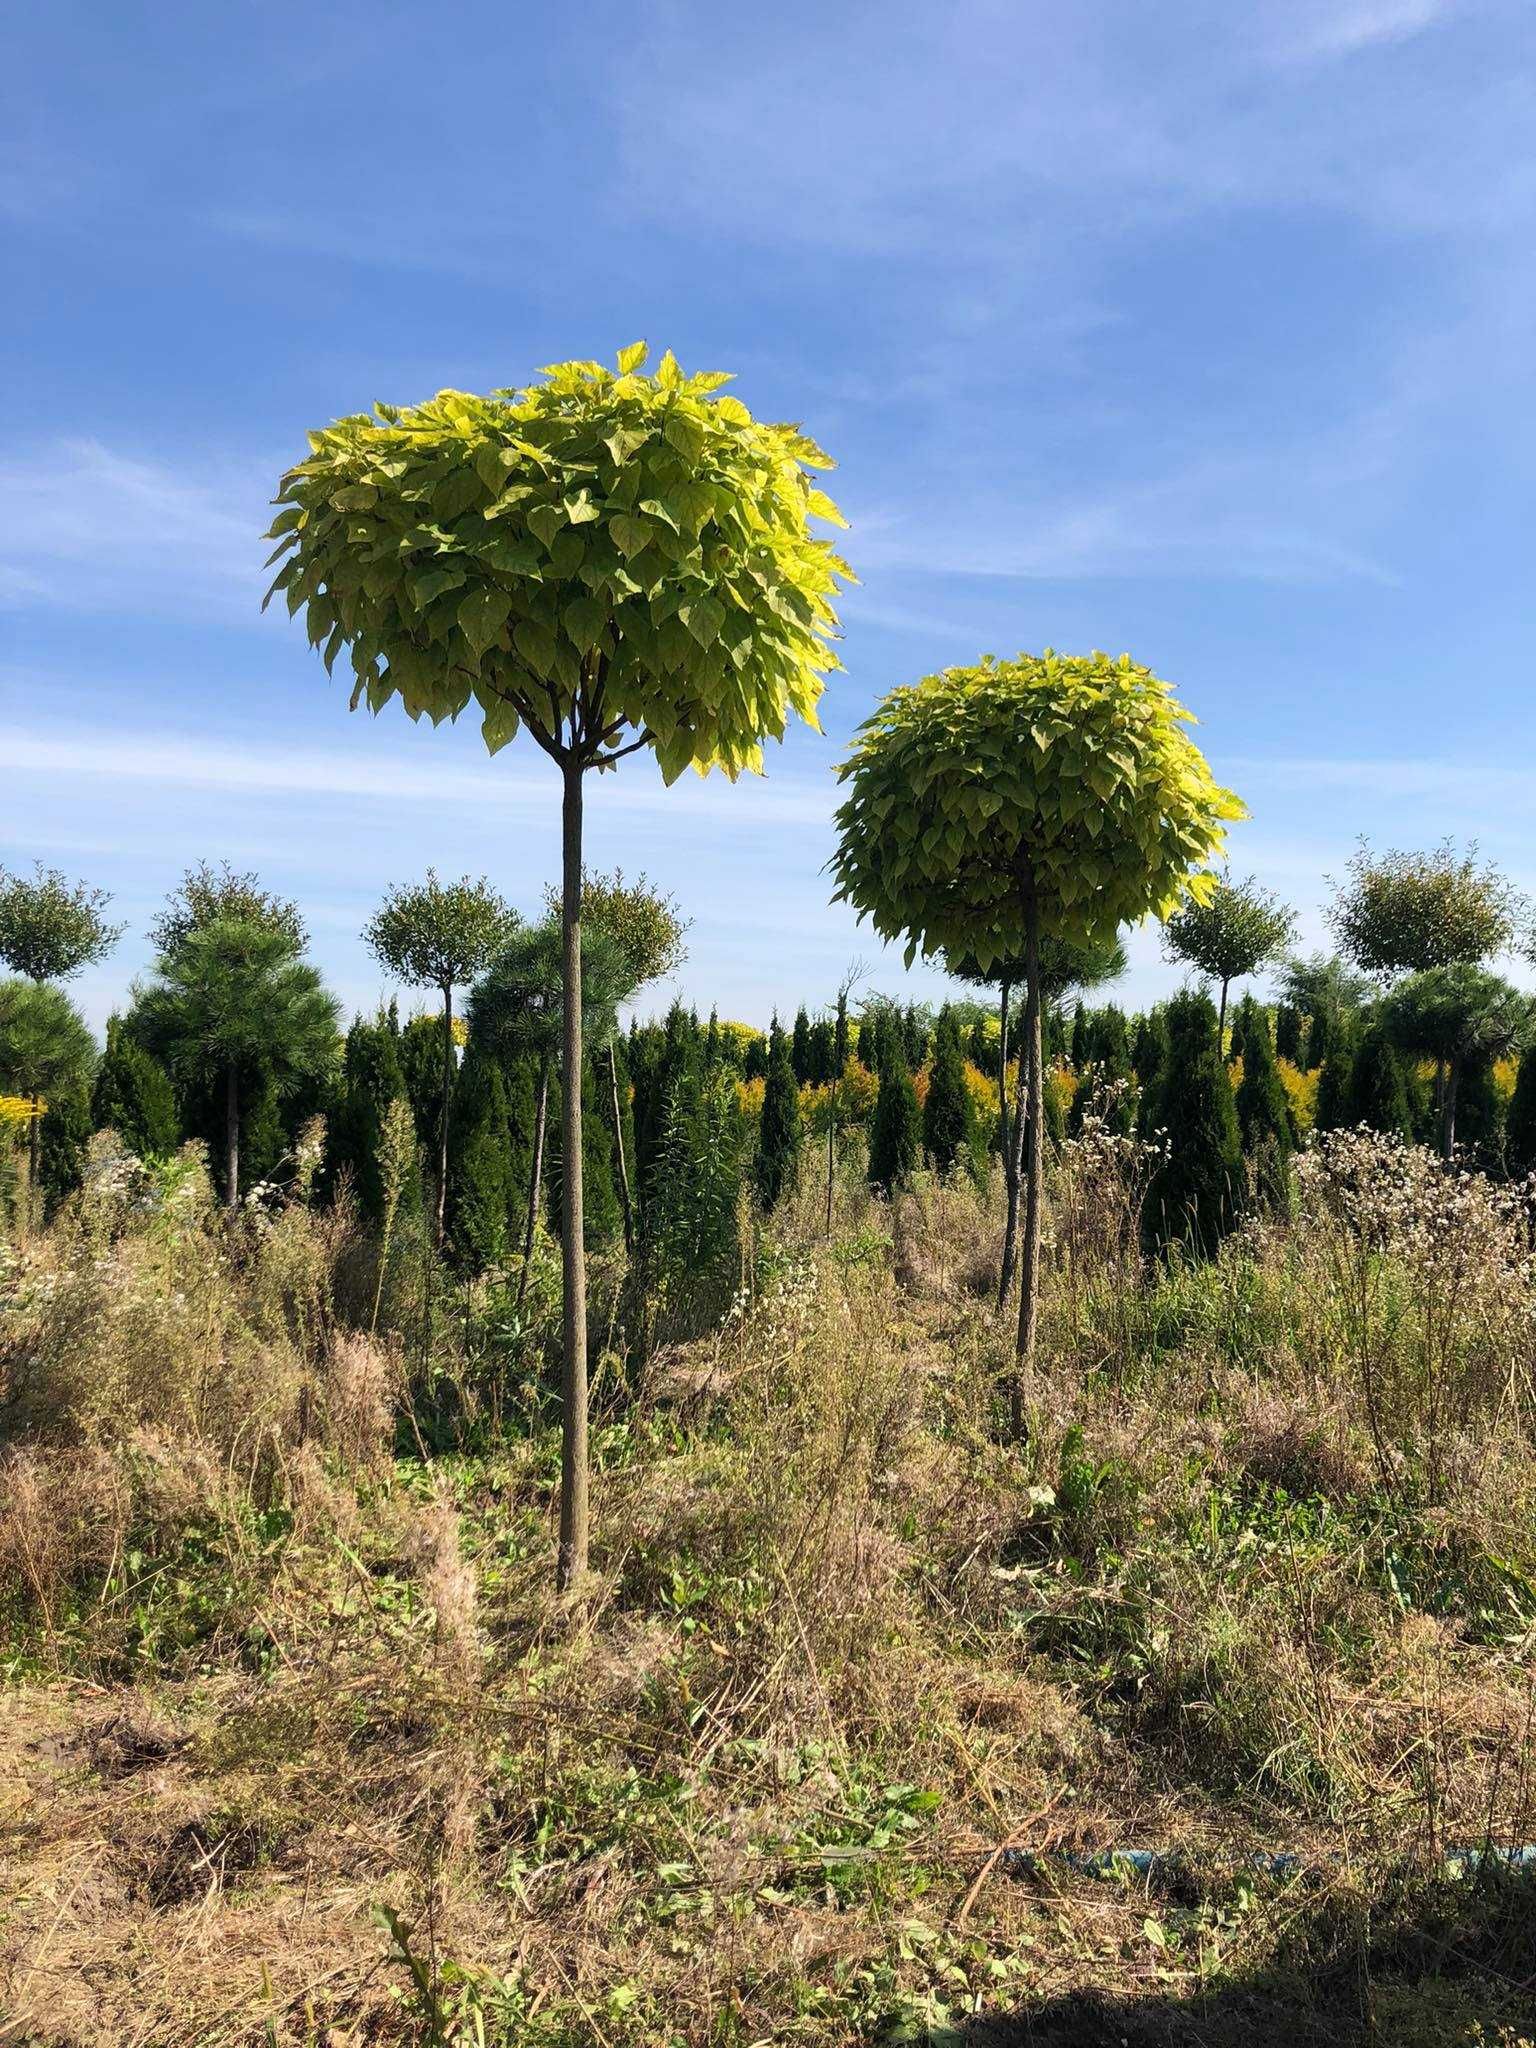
[[999, 1844, 1536, 1883]]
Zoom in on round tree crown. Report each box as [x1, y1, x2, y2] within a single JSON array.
[[831, 651, 1243, 968], [266, 343, 851, 783]]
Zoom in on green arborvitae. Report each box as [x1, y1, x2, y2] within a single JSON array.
[[1342, 1021, 1415, 1143], [38, 1075, 93, 1214], [902, 1004, 928, 1070], [1234, 1003, 1293, 1211], [742, 1031, 768, 1083], [1457, 1053, 1506, 1174], [396, 1012, 445, 1149], [868, 1044, 921, 1195], [445, 1037, 516, 1271], [790, 1006, 813, 1083], [1070, 1002, 1088, 1067], [1313, 1041, 1356, 1134], [1227, 997, 1250, 1068], [1133, 1009, 1171, 1136], [967, 1014, 989, 1070], [923, 1008, 975, 1174], [1146, 990, 1243, 1257], [323, 1013, 416, 1224], [807, 1016, 836, 1084], [548, 1050, 623, 1248], [1274, 1004, 1303, 1065], [92, 1015, 179, 1158], [755, 1020, 802, 1210], [1507, 1049, 1536, 1175]]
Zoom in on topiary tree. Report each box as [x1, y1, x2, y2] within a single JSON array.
[[754, 1017, 801, 1210], [867, 1041, 921, 1196], [542, 867, 688, 1254], [365, 872, 516, 1245], [0, 979, 98, 1227], [1329, 839, 1520, 977], [0, 864, 121, 1209], [1161, 871, 1296, 1042], [833, 651, 1239, 1424], [0, 862, 122, 985], [92, 1015, 180, 1159], [1146, 991, 1243, 1255], [469, 919, 628, 1306], [135, 920, 340, 1208], [271, 343, 847, 1588], [150, 861, 306, 953], [922, 1006, 975, 1176], [1383, 965, 1531, 1158]]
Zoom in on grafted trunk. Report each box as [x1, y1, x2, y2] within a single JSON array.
[[1442, 1055, 1460, 1161], [557, 757, 589, 1592]]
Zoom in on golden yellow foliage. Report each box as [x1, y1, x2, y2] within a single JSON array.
[[0, 1094, 40, 1126], [1276, 1058, 1317, 1134]]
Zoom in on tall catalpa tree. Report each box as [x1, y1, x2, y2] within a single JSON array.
[[266, 344, 849, 1587], [832, 650, 1241, 1428]]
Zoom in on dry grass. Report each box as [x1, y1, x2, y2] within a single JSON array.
[[3, 1130, 1536, 2043]]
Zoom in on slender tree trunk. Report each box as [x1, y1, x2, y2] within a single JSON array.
[[435, 982, 454, 1247], [999, 1029, 1029, 1307], [517, 1058, 550, 1308], [224, 1063, 240, 1212], [995, 974, 1015, 1310], [824, 1098, 836, 1237], [1443, 1055, 1460, 1160], [27, 1096, 42, 1234], [1012, 898, 1045, 1437], [607, 1041, 634, 1257], [557, 757, 589, 1592]]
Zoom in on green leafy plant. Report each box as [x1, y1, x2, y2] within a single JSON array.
[[269, 341, 849, 1588], [833, 651, 1240, 1425]]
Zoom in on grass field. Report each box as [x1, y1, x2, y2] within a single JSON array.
[[4, 1129, 1536, 2045]]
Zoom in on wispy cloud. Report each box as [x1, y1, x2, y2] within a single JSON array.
[[9, 727, 838, 827], [0, 441, 271, 622]]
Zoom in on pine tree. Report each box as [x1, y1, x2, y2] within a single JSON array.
[[755, 1020, 802, 1209], [923, 1008, 975, 1174], [867, 1044, 920, 1195], [92, 1015, 179, 1157], [1507, 1048, 1536, 1175], [1146, 991, 1242, 1256], [1342, 1021, 1415, 1142], [1234, 1003, 1292, 1211]]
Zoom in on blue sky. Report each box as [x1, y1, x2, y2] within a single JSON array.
[[4, 0, 1534, 1033]]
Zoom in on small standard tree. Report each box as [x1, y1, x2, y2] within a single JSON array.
[[542, 867, 688, 1255], [365, 872, 515, 1245], [1383, 965, 1530, 1158], [834, 651, 1239, 1426], [1329, 839, 1519, 977], [0, 864, 121, 1211], [1162, 871, 1296, 1042], [271, 343, 847, 1589], [135, 921, 340, 1208]]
